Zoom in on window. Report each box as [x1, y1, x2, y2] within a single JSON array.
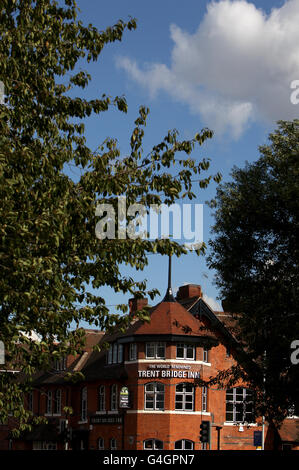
[[28, 391, 33, 412], [175, 383, 194, 411], [146, 342, 165, 359], [144, 439, 163, 450], [118, 344, 123, 363], [176, 343, 195, 360], [110, 384, 118, 411], [129, 343, 137, 361], [202, 386, 208, 412], [54, 357, 67, 371], [108, 345, 113, 364], [98, 437, 104, 450], [203, 347, 209, 363], [175, 440, 194, 450], [59, 419, 67, 433], [54, 389, 61, 415], [288, 404, 299, 417], [98, 385, 105, 412], [33, 441, 57, 450], [226, 388, 254, 423], [46, 391, 52, 415], [110, 438, 117, 450], [113, 344, 118, 364], [107, 343, 123, 364], [80, 387, 88, 422], [145, 382, 165, 410]]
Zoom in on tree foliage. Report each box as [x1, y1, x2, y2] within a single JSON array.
[[0, 0, 218, 430], [208, 120, 299, 423]]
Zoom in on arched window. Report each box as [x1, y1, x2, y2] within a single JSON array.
[[144, 382, 164, 410], [226, 387, 254, 423], [175, 439, 194, 450], [175, 383, 194, 411], [98, 385, 105, 412], [98, 437, 104, 450], [110, 438, 117, 450], [144, 439, 163, 450]]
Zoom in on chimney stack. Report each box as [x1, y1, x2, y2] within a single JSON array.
[[176, 284, 202, 301], [129, 297, 148, 315]]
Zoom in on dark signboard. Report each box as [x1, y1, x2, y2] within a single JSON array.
[[90, 415, 123, 425], [253, 430, 262, 447]]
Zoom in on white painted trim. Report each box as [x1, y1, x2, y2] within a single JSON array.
[[127, 410, 211, 415], [223, 422, 257, 427], [125, 359, 211, 367]]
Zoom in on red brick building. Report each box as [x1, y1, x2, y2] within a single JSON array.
[[1, 275, 299, 451]]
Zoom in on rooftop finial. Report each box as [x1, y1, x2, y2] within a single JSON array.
[[162, 254, 176, 302]]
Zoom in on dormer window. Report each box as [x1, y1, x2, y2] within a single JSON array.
[[129, 343, 137, 361], [107, 343, 124, 365], [54, 357, 67, 371]]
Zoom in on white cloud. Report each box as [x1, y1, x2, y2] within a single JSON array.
[[203, 293, 223, 311], [117, 0, 299, 139]]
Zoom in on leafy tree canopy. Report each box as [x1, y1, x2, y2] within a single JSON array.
[[0, 0, 218, 431], [208, 120, 299, 423]]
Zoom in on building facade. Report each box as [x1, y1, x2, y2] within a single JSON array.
[[1, 282, 298, 451]]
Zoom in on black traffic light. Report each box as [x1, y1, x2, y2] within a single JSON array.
[[200, 420, 210, 443]]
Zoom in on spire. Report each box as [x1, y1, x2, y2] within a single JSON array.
[[162, 255, 176, 302]]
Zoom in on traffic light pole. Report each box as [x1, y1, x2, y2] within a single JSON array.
[[215, 426, 222, 451]]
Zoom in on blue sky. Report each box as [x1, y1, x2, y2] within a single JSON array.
[[71, 0, 299, 319]]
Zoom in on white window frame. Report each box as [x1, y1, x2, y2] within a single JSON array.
[[226, 387, 254, 423], [98, 385, 105, 412], [54, 389, 61, 415], [202, 386, 208, 412], [175, 383, 194, 411], [176, 343, 195, 360], [110, 384, 118, 411], [146, 342, 165, 359], [110, 438, 117, 450], [203, 347, 209, 363], [98, 437, 104, 450], [46, 390, 52, 415], [144, 439, 163, 450], [129, 343, 137, 361], [174, 439, 194, 450], [144, 382, 165, 410]]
